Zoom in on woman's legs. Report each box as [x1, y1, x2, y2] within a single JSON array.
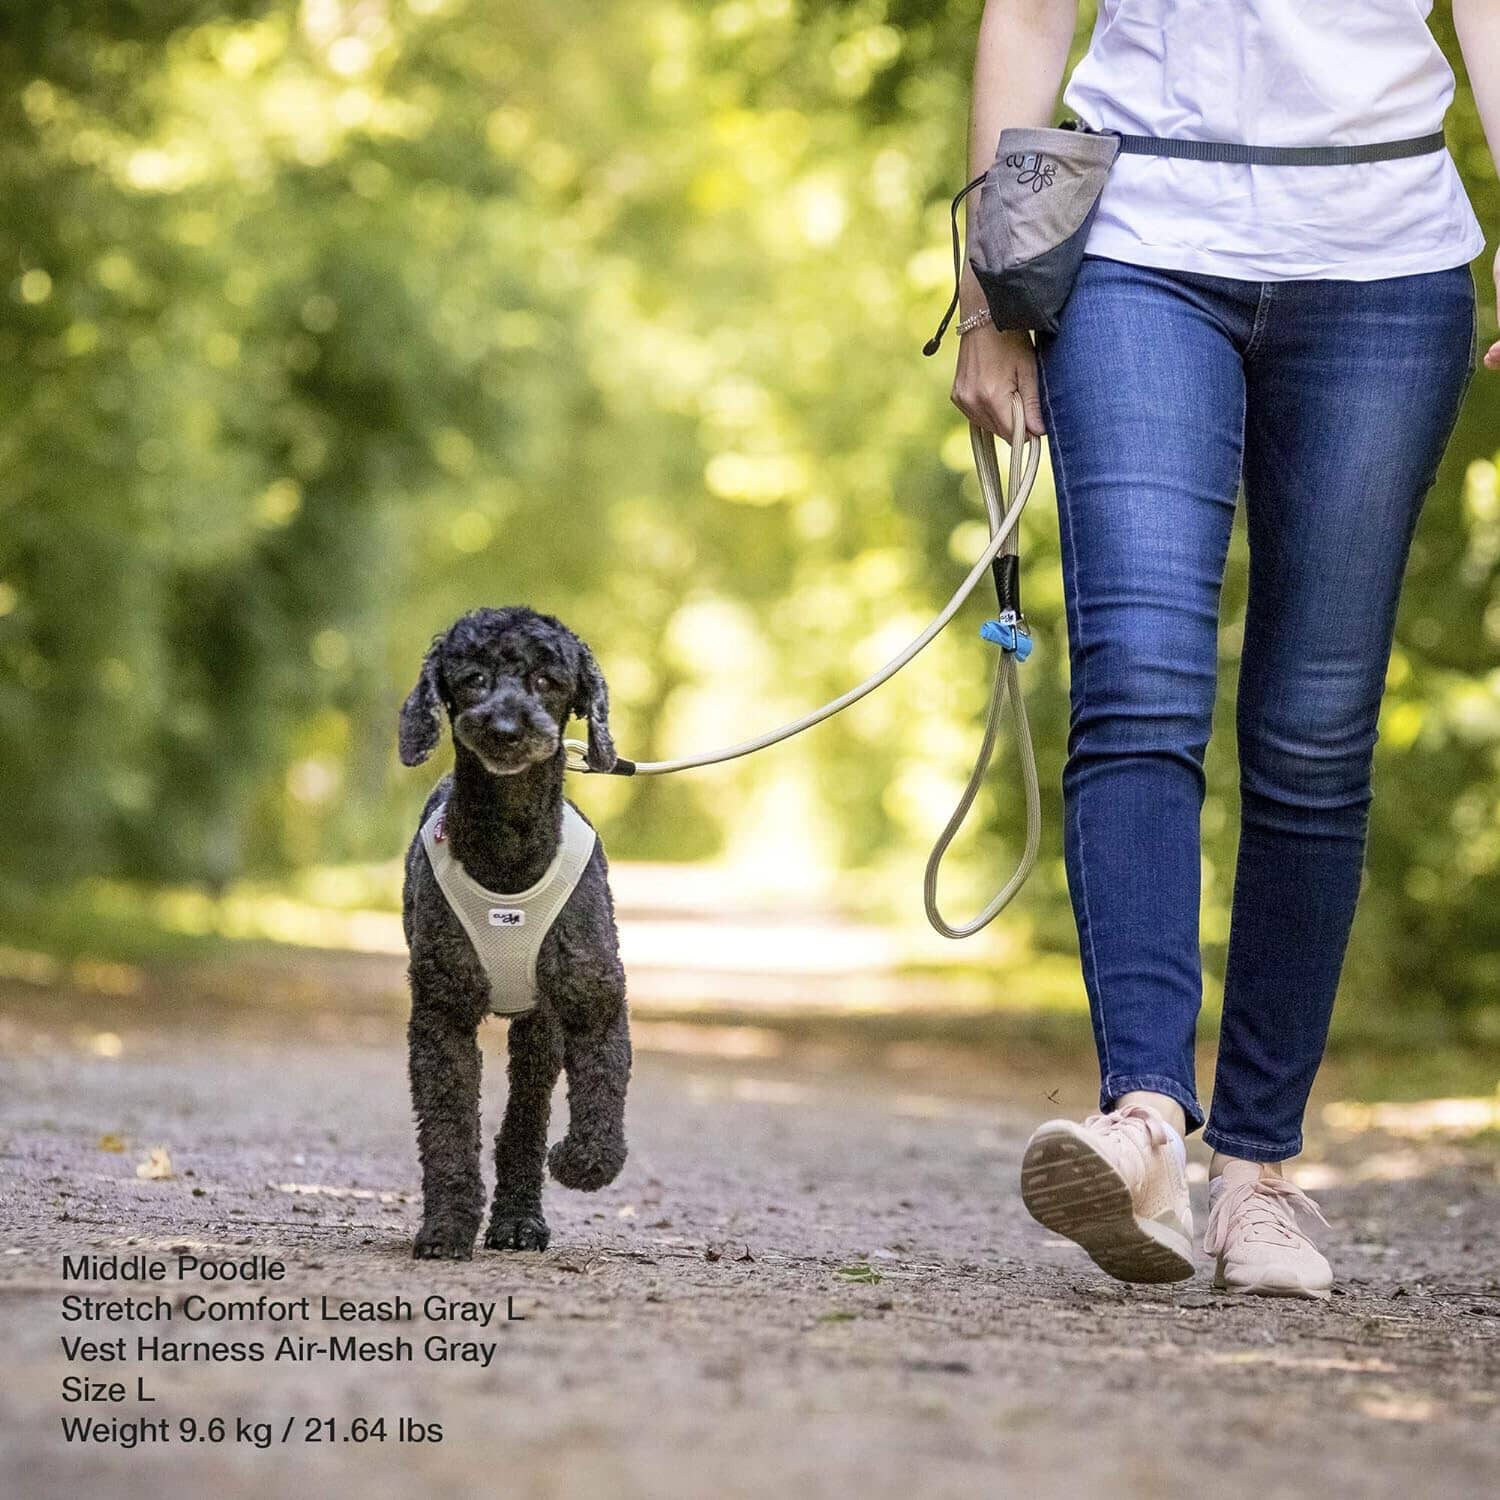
[[1030, 257, 1474, 1292], [1206, 266, 1477, 1163], [1039, 259, 1475, 1158], [1038, 256, 1256, 1135]]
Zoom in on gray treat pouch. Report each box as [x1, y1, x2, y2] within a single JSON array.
[[924, 124, 1119, 353], [925, 119, 1448, 350], [970, 126, 1120, 336]]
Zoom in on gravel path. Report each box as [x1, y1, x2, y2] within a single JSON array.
[[1, 984, 1497, 1499]]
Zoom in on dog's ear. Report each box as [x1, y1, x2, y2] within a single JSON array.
[[398, 638, 446, 767], [572, 642, 616, 773]]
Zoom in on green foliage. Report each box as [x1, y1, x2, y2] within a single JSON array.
[[0, 2, 1496, 1028]]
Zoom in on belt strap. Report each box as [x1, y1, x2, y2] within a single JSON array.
[[1112, 130, 1447, 166]]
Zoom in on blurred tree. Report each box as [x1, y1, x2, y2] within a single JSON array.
[[0, 2, 1495, 1028]]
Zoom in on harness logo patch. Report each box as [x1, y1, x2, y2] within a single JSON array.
[[488, 908, 525, 928]]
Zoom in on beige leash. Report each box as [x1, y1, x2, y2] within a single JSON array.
[[568, 398, 1043, 938]]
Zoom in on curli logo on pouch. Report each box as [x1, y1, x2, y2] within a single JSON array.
[[1005, 152, 1057, 192], [488, 908, 525, 928]]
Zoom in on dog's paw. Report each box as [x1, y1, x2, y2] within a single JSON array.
[[412, 1221, 476, 1261], [484, 1214, 550, 1252], [547, 1134, 627, 1192]]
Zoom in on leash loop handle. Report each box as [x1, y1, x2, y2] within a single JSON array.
[[922, 400, 1042, 938]]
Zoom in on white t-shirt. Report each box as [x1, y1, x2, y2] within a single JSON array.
[[1064, 1, 1485, 280]]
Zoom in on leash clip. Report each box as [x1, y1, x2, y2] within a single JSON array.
[[980, 610, 1032, 661], [563, 738, 593, 773]]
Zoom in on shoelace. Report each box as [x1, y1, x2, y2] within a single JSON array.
[[1083, 1103, 1174, 1148], [1204, 1175, 1329, 1256], [1080, 1104, 1174, 1189]]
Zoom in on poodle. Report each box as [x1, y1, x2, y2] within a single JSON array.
[[398, 605, 630, 1259]]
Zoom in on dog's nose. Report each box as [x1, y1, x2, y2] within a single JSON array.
[[487, 717, 524, 746]]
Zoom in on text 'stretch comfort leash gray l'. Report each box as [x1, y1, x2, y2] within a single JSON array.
[[923, 120, 1450, 347], [421, 799, 597, 1014], [568, 401, 1044, 941]]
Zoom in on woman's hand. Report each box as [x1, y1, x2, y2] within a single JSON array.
[[951, 322, 1046, 437], [1486, 246, 1500, 371]]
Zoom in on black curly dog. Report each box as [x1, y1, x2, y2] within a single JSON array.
[[398, 606, 630, 1260]]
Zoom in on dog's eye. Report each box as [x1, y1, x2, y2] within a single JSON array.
[[456, 670, 489, 694], [531, 671, 556, 694]]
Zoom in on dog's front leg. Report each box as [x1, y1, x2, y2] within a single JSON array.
[[408, 982, 485, 1260], [485, 1010, 564, 1250], [548, 996, 630, 1192]]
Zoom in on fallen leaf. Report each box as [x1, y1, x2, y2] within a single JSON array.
[[98, 1134, 126, 1154], [135, 1147, 174, 1181]]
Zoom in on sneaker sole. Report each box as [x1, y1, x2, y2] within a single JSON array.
[[1212, 1269, 1332, 1302], [1021, 1122, 1195, 1285]]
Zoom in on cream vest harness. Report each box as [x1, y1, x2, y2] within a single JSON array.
[[420, 800, 597, 1016]]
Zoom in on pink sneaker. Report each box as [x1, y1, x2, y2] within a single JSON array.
[[1020, 1104, 1195, 1284], [1204, 1171, 1333, 1300]]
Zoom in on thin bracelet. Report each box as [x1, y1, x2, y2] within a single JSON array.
[[957, 308, 992, 337]]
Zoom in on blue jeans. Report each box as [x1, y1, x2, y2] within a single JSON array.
[[1037, 256, 1476, 1161]]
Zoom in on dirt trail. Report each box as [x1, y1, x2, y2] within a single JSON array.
[[1, 985, 1497, 1500]]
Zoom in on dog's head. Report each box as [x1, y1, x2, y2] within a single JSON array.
[[398, 606, 616, 776]]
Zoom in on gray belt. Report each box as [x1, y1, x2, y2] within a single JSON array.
[[1111, 128, 1448, 167]]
